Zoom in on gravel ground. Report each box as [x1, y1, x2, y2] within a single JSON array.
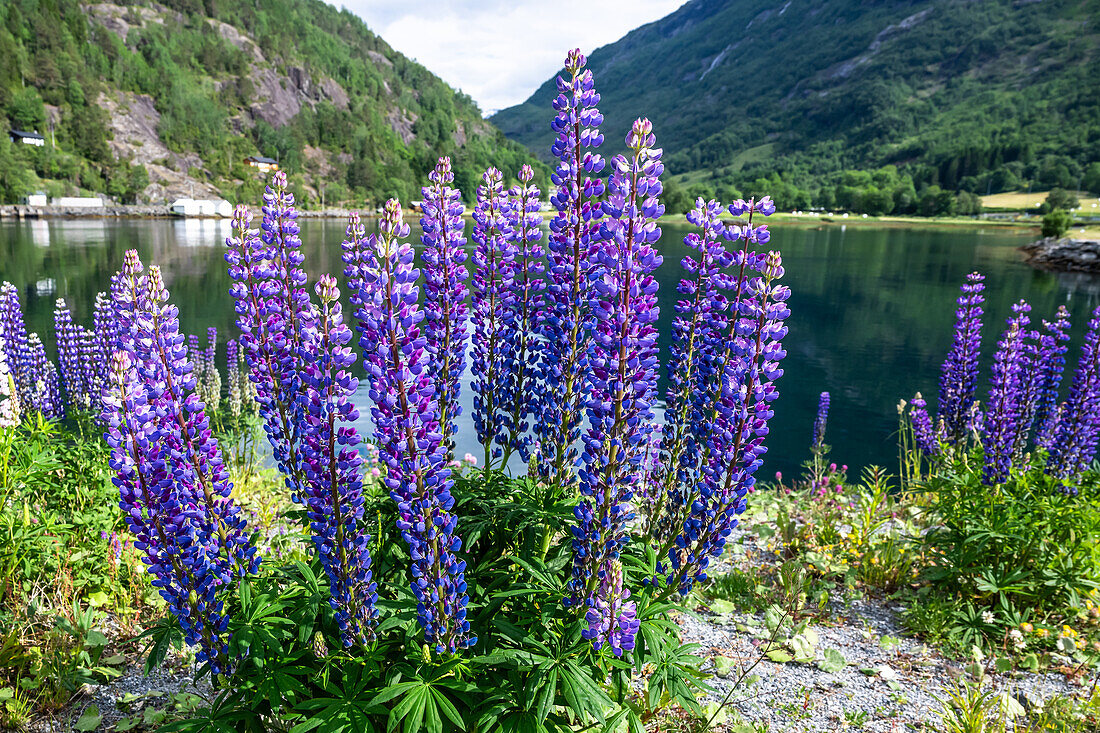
[[677, 595, 1087, 732]]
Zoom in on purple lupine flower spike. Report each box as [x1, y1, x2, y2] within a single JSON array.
[[102, 349, 231, 672], [119, 255, 260, 579], [349, 199, 474, 654], [937, 273, 986, 445], [500, 164, 545, 462], [1047, 306, 1100, 490], [812, 391, 830, 451], [980, 301, 1031, 486], [55, 299, 85, 410], [225, 202, 308, 496], [909, 394, 940, 457], [470, 167, 514, 466], [583, 560, 640, 656], [649, 198, 731, 542], [26, 333, 62, 419], [1, 282, 33, 411], [661, 196, 788, 597], [420, 157, 470, 460], [299, 275, 379, 647], [567, 118, 663, 655], [537, 48, 606, 494], [1034, 306, 1072, 451]]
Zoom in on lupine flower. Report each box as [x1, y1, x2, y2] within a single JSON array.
[[1047, 306, 1100, 488], [499, 164, 545, 462], [26, 334, 61, 419], [347, 199, 473, 654], [226, 338, 242, 418], [582, 560, 640, 657], [537, 48, 606, 493], [299, 275, 378, 646], [937, 273, 986, 444], [812, 391, 830, 451], [225, 201, 308, 496], [0, 335, 19, 428], [909, 393, 940, 457], [662, 199, 789, 597], [470, 167, 514, 465], [1, 282, 33, 410], [981, 301, 1030, 486], [102, 349, 231, 672], [202, 327, 221, 409], [55, 299, 85, 409], [1034, 306, 1072, 450], [420, 157, 470, 460], [648, 198, 731, 543], [115, 253, 259, 580], [567, 119, 663, 655]]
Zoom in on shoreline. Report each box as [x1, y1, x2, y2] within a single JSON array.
[[1, 204, 1042, 233]]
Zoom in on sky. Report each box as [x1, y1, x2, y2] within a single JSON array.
[[339, 0, 685, 115]]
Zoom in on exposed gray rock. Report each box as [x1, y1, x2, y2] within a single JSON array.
[[1022, 236, 1100, 273]]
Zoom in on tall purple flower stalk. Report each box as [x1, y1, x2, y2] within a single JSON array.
[[537, 48, 606, 493], [103, 348, 232, 672], [225, 198, 309, 496], [937, 273, 985, 444], [980, 301, 1031, 486], [420, 157, 470, 460], [347, 200, 473, 654], [299, 274, 379, 646], [499, 165, 545, 463], [909, 394, 940, 457], [1034, 306, 1072, 450], [566, 118, 663, 655], [648, 199, 732, 541], [470, 167, 514, 466], [1, 282, 33, 411], [105, 252, 260, 672], [811, 391, 830, 451], [26, 334, 61, 419], [660, 198, 789, 597], [1047, 306, 1100, 487], [55, 299, 84, 409]]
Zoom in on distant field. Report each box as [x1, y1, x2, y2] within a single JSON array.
[[980, 190, 1099, 210]]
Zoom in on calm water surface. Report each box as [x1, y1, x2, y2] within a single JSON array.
[[3, 217, 1096, 478]]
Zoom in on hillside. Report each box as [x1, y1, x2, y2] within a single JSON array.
[[492, 0, 1100, 215], [0, 0, 540, 206]]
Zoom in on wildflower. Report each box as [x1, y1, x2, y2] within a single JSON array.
[[1020, 622, 1034, 633], [981, 609, 996, 624], [537, 48, 606, 494], [661, 202, 789, 597], [1031, 306, 1071, 451], [909, 393, 939, 457], [566, 118, 663, 655], [648, 198, 731, 544], [1046, 306, 1100, 490], [469, 167, 513, 465], [348, 199, 473, 654], [420, 157, 470, 460], [937, 273, 985, 444], [298, 275, 379, 647], [981, 301, 1030, 486], [812, 391, 830, 450], [463, 453, 478, 466], [498, 164, 545, 462]]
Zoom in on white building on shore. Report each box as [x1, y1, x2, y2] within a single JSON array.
[[169, 198, 234, 217]]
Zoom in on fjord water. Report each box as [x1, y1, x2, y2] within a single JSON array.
[[3, 217, 1094, 478]]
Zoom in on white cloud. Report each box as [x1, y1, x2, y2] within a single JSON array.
[[338, 0, 684, 114]]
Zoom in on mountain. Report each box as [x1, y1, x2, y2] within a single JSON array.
[[492, 0, 1100, 214], [0, 0, 540, 206]]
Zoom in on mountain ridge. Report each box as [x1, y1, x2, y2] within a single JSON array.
[[492, 0, 1100, 212], [0, 0, 542, 206]]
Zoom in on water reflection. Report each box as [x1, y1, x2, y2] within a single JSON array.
[[2, 217, 1097, 478]]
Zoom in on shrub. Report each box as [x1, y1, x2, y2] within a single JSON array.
[[1042, 208, 1072, 238]]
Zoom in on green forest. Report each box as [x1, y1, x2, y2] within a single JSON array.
[[493, 0, 1100, 215], [0, 0, 542, 207]]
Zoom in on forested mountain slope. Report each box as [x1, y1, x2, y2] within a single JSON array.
[[0, 0, 539, 205], [493, 0, 1100, 213]]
